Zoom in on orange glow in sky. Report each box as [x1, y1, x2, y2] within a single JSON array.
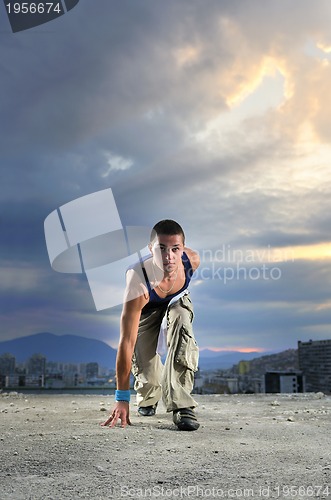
[[270, 243, 331, 262], [200, 347, 267, 353]]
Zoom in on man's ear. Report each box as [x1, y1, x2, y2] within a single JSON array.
[[148, 243, 152, 253]]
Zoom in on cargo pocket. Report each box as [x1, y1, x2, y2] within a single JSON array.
[[131, 352, 140, 377], [175, 329, 199, 372]]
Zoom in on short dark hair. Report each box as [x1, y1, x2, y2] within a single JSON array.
[[150, 219, 185, 244]]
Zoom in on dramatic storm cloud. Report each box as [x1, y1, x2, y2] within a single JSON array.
[[1, 0, 331, 351]]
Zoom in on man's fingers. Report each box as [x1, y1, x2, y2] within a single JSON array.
[[100, 413, 115, 427], [110, 415, 120, 428], [109, 410, 124, 428], [100, 405, 130, 429]]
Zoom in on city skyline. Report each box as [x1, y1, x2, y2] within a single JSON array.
[[1, 1, 331, 352]]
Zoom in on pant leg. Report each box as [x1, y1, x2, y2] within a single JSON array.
[[161, 293, 199, 412], [132, 306, 167, 408]]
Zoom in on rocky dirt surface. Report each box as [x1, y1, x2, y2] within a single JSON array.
[[0, 392, 330, 500]]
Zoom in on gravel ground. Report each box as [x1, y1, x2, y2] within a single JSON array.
[[0, 392, 330, 500]]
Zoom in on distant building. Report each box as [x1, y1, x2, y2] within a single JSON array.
[[264, 371, 304, 393], [238, 361, 250, 375], [86, 362, 99, 379], [0, 353, 17, 388], [27, 353, 46, 375], [298, 339, 331, 394], [0, 353, 16, 375], [26, 354, 46, 388]]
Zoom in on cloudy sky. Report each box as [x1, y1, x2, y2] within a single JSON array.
[[1, 0, 331, 353]]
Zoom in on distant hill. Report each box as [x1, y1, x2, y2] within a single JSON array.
[[0, 333, 297, 373], [0, 332, 117, 369], [198, 350, 276, 370], [230, 348, 299, 375]]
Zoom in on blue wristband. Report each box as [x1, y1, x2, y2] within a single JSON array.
[[115, 389, 130, 402]]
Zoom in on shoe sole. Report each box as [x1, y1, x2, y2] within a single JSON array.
[[176, 419, 200, 431], [138, 405, 157, 417], [173, 408, 200, 431]]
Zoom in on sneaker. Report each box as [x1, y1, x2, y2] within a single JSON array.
[[173, 408, 200, 431], [138, 403, 158, 417]]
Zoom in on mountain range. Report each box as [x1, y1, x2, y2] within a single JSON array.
[[230, 348, 299, 375], [0, 332, 277, 370], [0, 332, 117, 369], [197, 349, 277, 370]]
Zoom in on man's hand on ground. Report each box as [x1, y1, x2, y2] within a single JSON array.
[[100, 401, 131, 428]]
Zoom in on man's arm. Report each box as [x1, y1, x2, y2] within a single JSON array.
[[116, 295, 145, 390], [101, 272, 148, 428], [184, 247, 200, 272]]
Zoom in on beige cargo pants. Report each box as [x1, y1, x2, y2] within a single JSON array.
[[131, 292, 199, 412]]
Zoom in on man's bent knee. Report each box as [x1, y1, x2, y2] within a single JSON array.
[[168, 303, 193, 326]]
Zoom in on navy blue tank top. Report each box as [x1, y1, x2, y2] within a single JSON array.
[[141, 252, 193, 313]]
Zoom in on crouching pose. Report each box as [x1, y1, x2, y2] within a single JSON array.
[[102, 219, 200, 431]]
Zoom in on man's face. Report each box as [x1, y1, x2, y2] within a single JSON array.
[[150, 234, 184, 273]]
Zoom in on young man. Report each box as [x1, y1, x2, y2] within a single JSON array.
[[102, 219, 200, 431]]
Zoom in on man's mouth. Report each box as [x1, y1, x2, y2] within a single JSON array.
[[163, 262, 175, 271]]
